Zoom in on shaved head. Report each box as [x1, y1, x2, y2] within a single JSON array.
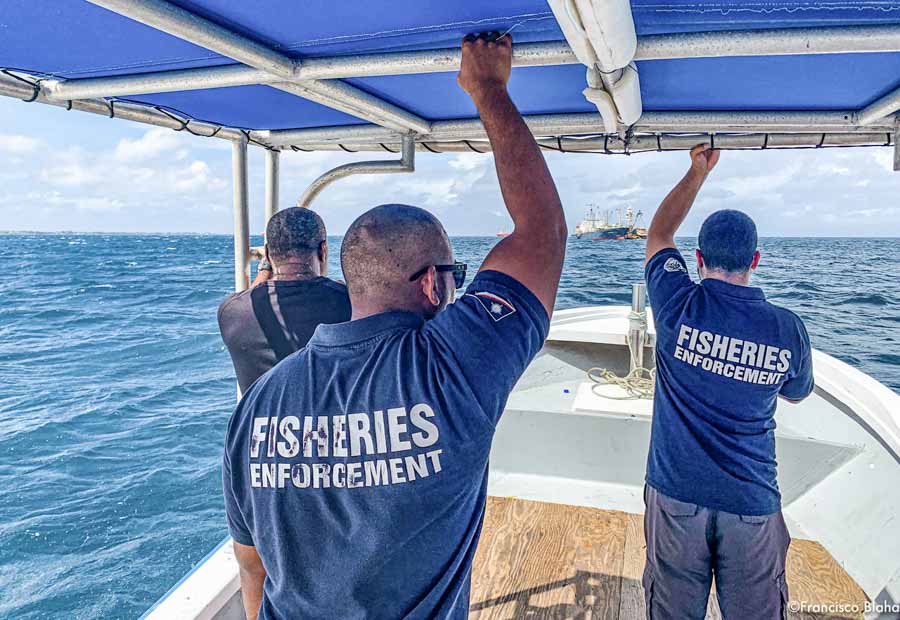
[[341, 204, 452, 309]]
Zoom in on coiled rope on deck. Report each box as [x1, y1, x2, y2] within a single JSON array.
[[587, 310, 656, 400]]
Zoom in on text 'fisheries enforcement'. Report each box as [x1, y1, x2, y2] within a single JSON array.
[[248, 403, 444, 490], [674, 324, 793, 386]]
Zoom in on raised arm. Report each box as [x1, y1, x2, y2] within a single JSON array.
[[457, 34, 567, 317], [645, 144, 720, 263]]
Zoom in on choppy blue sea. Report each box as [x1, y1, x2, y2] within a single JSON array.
[[1, 233, 898, 619]]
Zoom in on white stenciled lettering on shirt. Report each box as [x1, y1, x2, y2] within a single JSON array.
[[261, 463, 276, 488], [266, 417, 278, 458], [277, 416, 300, 458], [409, 403, 439, 448], [373, 410, 387, 454], [347, 412, 373, 457], [387, 407, 412, 452], [250, 417, 267, 458], [346, 462, 362, 488], [673, 325, 795, 387], [364, 459, 388, 486], [291, 463, 309, 488], [777, 348, 792, 373], [740, 341, 758, 366], [315, 416, 329, 457], [332, 415, 348, 458], [250, 403, 446, 490], [278, 463, 291, 489], [695, 331, 713, 354], [302, 416, 313, 458], [709, 334, 728, 359], [726, 338, 743, 363], [677, 324, 692, 347], [763, 346, 779, 371]]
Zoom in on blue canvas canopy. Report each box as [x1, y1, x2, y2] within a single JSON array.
[[2, 0, 900, 157]]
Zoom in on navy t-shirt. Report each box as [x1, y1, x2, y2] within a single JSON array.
[[645, 248, 814, 516], [222, 270, 548, 620]]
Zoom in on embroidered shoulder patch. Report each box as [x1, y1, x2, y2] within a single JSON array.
[[664, 257, 687, 273], [467, 291, 517, 322]]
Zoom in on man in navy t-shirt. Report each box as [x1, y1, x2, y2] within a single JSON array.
[[222, 33, 567, 620], [642, 145, 814, 619]]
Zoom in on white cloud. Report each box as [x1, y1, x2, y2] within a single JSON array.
[[73, 197, 125, 211], [13, 190, 124, 212], [173, 160, 225, 192], [783, 205, 814, 218], [719, 162, 800, 199], [0, 134, 39, 153], [448, 153, 484, 172], [818, 163, 852, 175], [847, 208, 893, 217], [871, 148, 896, 174], [114, 128, 184, 163], [41, 160, 104, 187]]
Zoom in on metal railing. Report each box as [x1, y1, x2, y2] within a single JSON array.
[[297, 135, 416, 209]]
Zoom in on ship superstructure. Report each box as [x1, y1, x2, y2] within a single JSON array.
[[574, 205, 646, 239]]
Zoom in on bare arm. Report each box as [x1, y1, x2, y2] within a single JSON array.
[[458, 34, 567, 317], [250, 255, 273, 288], [233, 541, 266, 620], [249, 269, 272, 288], [645, 144, 720, 264]]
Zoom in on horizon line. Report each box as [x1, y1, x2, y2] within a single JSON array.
[[2, 230, 900, 240]]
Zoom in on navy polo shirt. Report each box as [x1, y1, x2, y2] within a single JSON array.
[[222, 270, 548, 620], [645, 248, 814, 516]]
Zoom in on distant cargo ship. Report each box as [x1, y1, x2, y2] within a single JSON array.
[[574, 205, 645, 240], [496, 230, 511, 237]]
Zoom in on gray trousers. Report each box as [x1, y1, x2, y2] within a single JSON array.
[[642, 485, 791, 620]]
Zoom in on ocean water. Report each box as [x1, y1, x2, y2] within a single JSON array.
[[0, 233, 898, 619]]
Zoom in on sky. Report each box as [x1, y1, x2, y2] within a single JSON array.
[[2, 96, 899, 237]]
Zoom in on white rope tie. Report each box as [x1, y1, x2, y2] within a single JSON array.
[[588, 310, 656, 400]]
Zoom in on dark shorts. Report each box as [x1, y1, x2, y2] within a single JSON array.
[[643, 485, 791, 620]]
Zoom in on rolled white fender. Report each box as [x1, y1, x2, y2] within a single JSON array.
[[548, 0, 637, 70], [582, 85, 618, 133], [548, 0, 642, 131], [609, 63, 643, 125], [584, 63, 642, 130], [573, 0, 638, 72], [547, 0, 598, 66]]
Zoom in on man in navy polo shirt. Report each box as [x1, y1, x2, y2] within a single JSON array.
[[222, 33, 567, 620], [642, 145, 814, 619]]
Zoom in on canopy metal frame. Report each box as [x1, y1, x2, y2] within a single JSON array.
[[5, 0, 900, 293], [4, 1, 900, 153], [297, 135, 416, 209]]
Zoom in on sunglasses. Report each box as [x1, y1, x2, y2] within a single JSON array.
[[408, 262, 468, 289]]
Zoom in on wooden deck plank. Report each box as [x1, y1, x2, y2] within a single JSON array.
[[618, 512, 646, 620], [470, 498, 582, 619], [470, 497, 867, 620], [785, 540, 868, 620], [571, 507, 628, 620]]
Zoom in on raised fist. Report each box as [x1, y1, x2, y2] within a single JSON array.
[[458, 32, 513, 103], [690, 143, 721, 176]]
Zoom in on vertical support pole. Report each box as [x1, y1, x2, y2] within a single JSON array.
[[893, 123, 899, 172], [264, 149, 280, 233], [232, 137, 250, 292], [629, 282, 647, 372]]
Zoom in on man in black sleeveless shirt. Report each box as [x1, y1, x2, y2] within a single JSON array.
[[217, 207, 351, 392]]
